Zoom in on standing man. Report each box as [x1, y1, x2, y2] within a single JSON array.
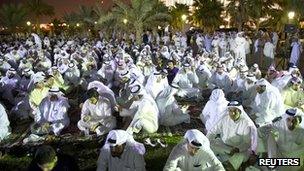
[[289, 37, 302, 67]]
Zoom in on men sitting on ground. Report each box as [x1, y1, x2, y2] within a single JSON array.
[[124, 84, 159, 135], [200, 89, 229, 133], [258, 109, 304, 170], [207, 101, 257, 170], [164, 129, 225, 171], [0, 102, 11, 141], [281, 77, 304, 112], [250, 78, 284, 126], [31, 87, 70, 136], [97, 129, 146, 171], [78, 88, 116, 137]]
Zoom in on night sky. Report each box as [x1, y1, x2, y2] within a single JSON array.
[[0, 0, 118, 22]]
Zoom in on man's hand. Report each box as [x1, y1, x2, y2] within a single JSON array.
[[90, 123, 100, 132], [83, 115, 91, 122], [229, 147, 240, 155], [42, 122, 50, 132], [248, 153, 258, 165]]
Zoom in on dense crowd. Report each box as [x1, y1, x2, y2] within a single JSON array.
[[0, 30, 303, 170]]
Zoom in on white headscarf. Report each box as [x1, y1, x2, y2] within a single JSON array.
[[104, 130, 145, 155], [184, 129, 210, 148]]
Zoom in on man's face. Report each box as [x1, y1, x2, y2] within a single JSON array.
[[256, 85, 266, 94], [110, 144, 125, 158], [187, 143, 200, 156], [8, 72, 15, 78], [183, 67, 190, 73], [38, 157, 57, 171], [168, 62, 174, 69], [156, 58, 162, 65], [89, 96, 98, 104], [246, 79, 254, 86], [228, 107, 241, 122], [121, 76, 129, 84], [286, 116, 301, 131], [50, 94, 58, 101], [291, 83, 300, 91], [216, 68, 223, 74]]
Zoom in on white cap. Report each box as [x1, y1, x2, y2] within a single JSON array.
[[106, 130, 130, 146], [184, 129, 210, 149], [130, 84, 141, 95]]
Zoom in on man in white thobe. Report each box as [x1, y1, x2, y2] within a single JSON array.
[[125, 84, 159, 134], [250, 79, 285, 126], [156, 83, 190, 126], [97, 130, 146, 171], [64, 62, 81, 87], [207, 101, 258, 170], [235, 32, 247, 64], [281, 77, 304, 112], [258, 109, 304, 170], [289, 38, 302, 66], [210, 64, 232, 93], [145, 70, 169, 99], [0, 68, 21, 104], [172, 63, 200, 99], [31, 88, 70, 136], [0, 103, 11, 141], [263, 39, 275, 68], [78, 88, 116, 136], [164, 129, 225, 171], [200, 89, 229, 133]]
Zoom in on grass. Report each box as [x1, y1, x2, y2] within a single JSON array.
[[0, 135, 183, 171]]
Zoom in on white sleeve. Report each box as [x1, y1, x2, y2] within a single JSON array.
[[163, 144, 183, 171], [96, 148, 109, 171], [80, 101, 90, 120]]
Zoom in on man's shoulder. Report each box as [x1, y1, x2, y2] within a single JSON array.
[[127, 144, 145, 156]]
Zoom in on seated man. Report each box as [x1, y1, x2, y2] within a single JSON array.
[[258, 109, 304, 170], [0, 68, 21, 104], [0, 103, 11, 141], [28, 145, 79, 171], [164, 129, 224, 171], [78, 88, 116, 136], [210, 64, 232, 94], [124, 84, 159, 134], [31, 88, 70, 136], [250, 79, 284, 126], [200, 89, 229, 133], [97, 129, 146, 171], [172, 63, 200, 99], [207, 101, 257, 170], [281, 77, 304, 112], [155, 83, 190, 127], [145, 70, 168, 99]]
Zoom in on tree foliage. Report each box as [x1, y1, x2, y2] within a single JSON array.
[[98, 0, 170, 44], [169, 3, 189, 31], [192, 0, 224, 32], [0, 3, 28, 31]]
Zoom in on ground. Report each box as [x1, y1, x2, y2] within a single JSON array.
[[0, 98, 205, 171]]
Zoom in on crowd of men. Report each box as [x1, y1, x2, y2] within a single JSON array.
[[0, 29, 303, 170]]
